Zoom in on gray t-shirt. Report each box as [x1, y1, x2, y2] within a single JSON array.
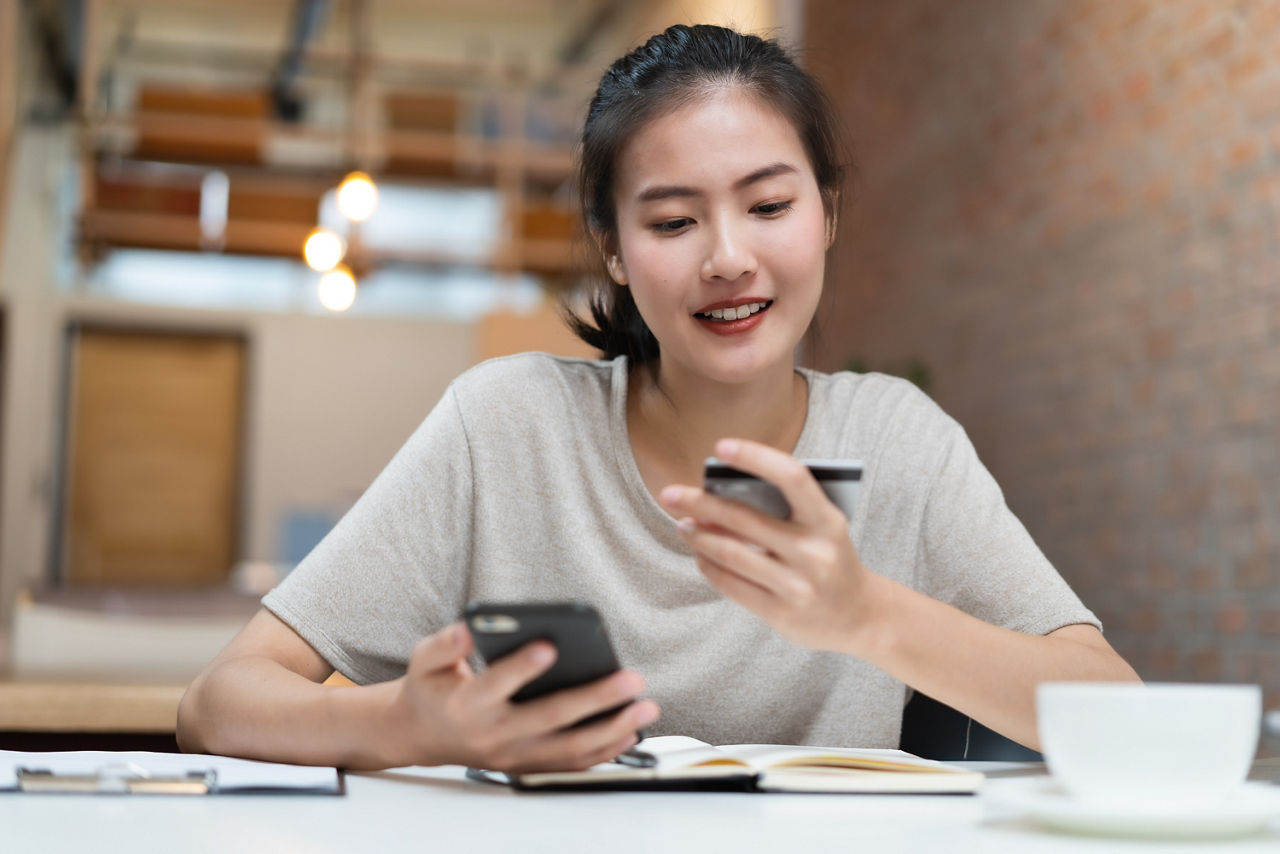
[[263, 353, 1098, 748]]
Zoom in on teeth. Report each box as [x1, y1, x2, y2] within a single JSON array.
[[700, 301, 768, 321]]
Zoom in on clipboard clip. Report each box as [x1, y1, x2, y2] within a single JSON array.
[[17, 763, 217, 794]]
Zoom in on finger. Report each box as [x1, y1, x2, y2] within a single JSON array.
[[508, 699, 661, 773], [695, 554, 785, 618], [511, 669, 648, 738], [661, 484, 799, 561], [408, 622, 473, 676], [677, 519, 805, 599], [714, 438, 836, 527], [467, 639, 558, 705]]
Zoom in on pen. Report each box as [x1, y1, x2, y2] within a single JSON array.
[[615, 747, 657, 768]]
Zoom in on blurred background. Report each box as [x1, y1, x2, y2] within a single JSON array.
[[0, 0, 1275, 745]]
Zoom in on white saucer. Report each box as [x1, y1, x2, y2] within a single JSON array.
[[988, 779, 1280, 839]]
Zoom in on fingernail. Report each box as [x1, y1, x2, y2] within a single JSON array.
[[530, 644, 555, 666], [716, 439, 739, 458], [616, 670, 644, 695], [659, 485, 683, 506], [676, 517, 696, 534], [635, 702, 660, 727], [447, 623, 466, 648]]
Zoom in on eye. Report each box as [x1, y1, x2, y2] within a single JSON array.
[[651, 218, 694, 234], [753, 200, 793, 216]]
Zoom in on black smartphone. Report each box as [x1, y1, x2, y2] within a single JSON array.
[[463, 601, 624, 712], [703, 457, 864, 520]]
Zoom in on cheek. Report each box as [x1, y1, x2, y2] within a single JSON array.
[[764, 209, 828, 281], [621, 239, 665, 281], [623, 231, 696, 279], [619, 236, 694, 309]]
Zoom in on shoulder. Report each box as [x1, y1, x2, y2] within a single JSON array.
[[805, 368, 957, 436], [446, 352, 618, 427], [451, 352, 615, 399], [800, 368, 967, 492]]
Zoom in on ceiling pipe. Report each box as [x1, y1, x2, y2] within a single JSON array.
[[271, 0, 332, 122], [556, 0, 627, 66], [539, 0, 627, 93]]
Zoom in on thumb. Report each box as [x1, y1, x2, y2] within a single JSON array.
[[409, 622, 472, 676]]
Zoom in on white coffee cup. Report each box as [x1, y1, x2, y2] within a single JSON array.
[[1037, 682, 1261, 809]]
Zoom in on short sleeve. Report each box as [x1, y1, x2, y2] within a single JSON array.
[[919, 417, 1100, 636], [262, 385, 474, 684]]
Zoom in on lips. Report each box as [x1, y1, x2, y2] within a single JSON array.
[[693, 299, 773, 321], [692, 299, 773, 335]]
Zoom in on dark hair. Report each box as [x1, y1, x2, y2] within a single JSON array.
[[566, 24, 847, 364]]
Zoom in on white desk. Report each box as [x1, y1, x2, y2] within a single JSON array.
[[5, 763, 1279, 853]]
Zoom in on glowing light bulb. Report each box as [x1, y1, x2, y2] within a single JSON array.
[[318, 265, 357, 312], [336, 171, 379, 222], [303, 227, 346, 272]]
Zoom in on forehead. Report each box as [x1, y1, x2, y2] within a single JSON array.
[[614, 88, 813, 198]]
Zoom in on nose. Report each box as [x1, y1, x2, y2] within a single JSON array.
[[700, 216, 756, 283]]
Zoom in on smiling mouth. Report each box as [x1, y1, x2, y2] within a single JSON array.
[[694, 300, 773, 321]]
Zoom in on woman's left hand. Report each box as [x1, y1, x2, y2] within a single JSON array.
[[660, 438, 882, 654]]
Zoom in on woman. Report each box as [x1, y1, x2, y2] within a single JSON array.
[[178, 25, 1137, 772]]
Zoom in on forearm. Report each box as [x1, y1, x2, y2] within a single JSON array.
[[177, 656, 413, 770], [848, 573, 1141, 750]]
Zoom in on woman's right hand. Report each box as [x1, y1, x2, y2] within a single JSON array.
[[385, 622, 660, 772]]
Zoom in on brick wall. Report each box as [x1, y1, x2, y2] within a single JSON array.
[[806, 0, 1280, 707]]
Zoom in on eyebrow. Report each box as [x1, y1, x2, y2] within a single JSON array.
[[634, 162, 799, 203]]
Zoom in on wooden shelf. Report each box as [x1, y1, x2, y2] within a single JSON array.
[[518, 238, 582, 274], [92, 117, 574, 185], [79, 208, 585, 275], [82, 78, 581, 274], [0, 682, 185, 733], [80, 209, 313, 257]]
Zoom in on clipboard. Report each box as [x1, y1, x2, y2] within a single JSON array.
[[17, 763, 216, 794], [1, 750, 343, 796]]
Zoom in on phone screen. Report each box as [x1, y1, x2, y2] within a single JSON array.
[[464, 601, 622, 705]]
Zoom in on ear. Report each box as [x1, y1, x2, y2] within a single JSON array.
[[605, 254, 629, 286], [823, 191, 840, 250], [592, 231, 628, 286]]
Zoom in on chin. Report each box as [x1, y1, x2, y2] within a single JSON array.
[[700, 353, 792, 386], [660, 326, 801, 386]]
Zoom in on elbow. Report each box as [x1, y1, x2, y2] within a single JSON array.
[[175, 684, 201, 753], [1094, 644, 1142, 685], [1116, 659, 1143, 684], [1048, 625, 1142, 684], [175, 672, 212, 754], [1079, 649, 1143, 687]]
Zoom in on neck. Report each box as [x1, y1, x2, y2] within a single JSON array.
[[628, 358, 808, 479]]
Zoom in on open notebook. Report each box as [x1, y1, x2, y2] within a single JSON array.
[[478, 735, 984, 793]]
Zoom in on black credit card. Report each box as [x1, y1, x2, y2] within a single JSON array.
[[703, 458, 863, 520]]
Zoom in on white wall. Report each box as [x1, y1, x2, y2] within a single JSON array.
[[559, 0, 790, 102], [642, 0, 780, 33], [246, 312, 474, 560], [0, 123, 69, 633], [0, 122, 476, 630]]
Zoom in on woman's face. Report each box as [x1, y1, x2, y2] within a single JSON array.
[[609, 87, 830, 387]]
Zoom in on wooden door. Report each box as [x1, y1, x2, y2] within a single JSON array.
[[63, 328, 244, 586]]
